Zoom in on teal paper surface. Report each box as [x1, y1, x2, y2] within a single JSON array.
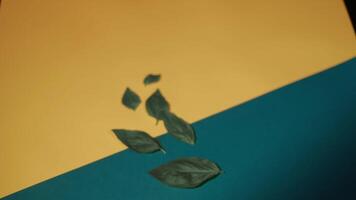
[[3, 58, 356, 200]]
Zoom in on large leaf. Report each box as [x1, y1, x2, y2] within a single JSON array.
[[144, 74, 161, 85], [161, 111, 196, 144], [122, 87, 141, 110], [150, 157, 221, 188], [145, 89, 170, 123], [112, 129, 164, 153]]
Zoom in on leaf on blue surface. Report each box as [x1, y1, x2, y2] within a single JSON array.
[[150, 157, 221, 188], [161, 111, 196, 145]]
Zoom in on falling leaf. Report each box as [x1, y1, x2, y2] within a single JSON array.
[[122, 87, 141, 110], [144, 74, 161, 85], [112, 129, 165, 153], [161, 111, 196, 144], [150, 157, 221, 188], [145, 89, 170, 123]]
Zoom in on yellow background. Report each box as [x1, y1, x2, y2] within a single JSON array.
[[0, 0, 355, 197]]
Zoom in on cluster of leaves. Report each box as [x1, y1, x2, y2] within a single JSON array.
[[113, 74, 221, 188]]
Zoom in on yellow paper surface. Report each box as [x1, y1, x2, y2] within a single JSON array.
[[0, 0, 355, 197]]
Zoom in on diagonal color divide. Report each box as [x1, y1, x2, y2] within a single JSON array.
[[0, 0, 355, 197], [2, 57, 356, 200]]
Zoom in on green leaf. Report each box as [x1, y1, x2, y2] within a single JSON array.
[[122, 87, 141, 110], [145, 89, 170, 123], [161, 111, 196, 144], [112, 129, 164, 153], [150, 157, 221, 188], [144, 74, 161, 85]]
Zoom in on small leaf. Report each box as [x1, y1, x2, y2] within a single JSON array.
[[150, 157, 221, 188], [112, 129, 164, 153], [144, 74, 161, 85], [161, 111, 196, 144], [122, 87, 141, 110], [145, 89, 170, 123]]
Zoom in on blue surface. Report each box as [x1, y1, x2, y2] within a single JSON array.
[[3, 58, 356, 200]]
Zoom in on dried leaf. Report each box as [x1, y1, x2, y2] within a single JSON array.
[[145, 89, 170, 123], [161, 111, 196, 144], [112, 129, 164, 153], [150, 157, 221, 188], [122, 87, 141, 110], [144, 74, 161, 85]]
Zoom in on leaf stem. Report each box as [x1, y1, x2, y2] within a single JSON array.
[[160, 148, 167, 154]]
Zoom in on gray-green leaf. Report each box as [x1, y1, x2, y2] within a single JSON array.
[[161, 112, 196, 144], [112, 129, 164, 153], [145, 89, 170, 123], [122, 87, 141, 110], [144, 74, 161, 85], [150, 157, 221, 188]]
